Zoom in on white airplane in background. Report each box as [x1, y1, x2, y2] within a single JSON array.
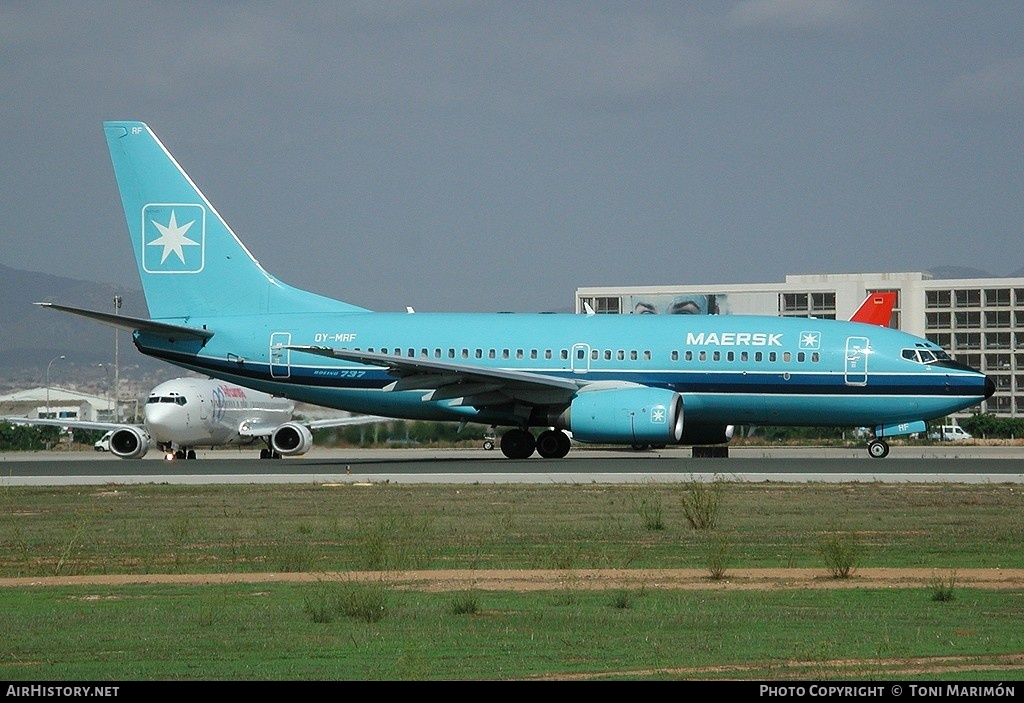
[[3, 377, 386, 460]]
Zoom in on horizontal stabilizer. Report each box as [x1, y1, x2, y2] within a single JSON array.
[[35, 302, 215, 341]]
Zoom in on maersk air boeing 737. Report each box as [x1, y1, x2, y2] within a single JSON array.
[[36, 122, 994, 459], [4, 377, 385, 460]]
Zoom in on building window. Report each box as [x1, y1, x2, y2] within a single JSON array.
[[986, 310, 1011, 328], [954, 333, 981, 350], [581, 296, 620, 314], [954, 311, 981, 329], [989, 395, 1012, 413], [811, 292, 836, 315], [957, 353, 981, 368], [985, 288, 1011, 307], [926, 290, 951, 308], [954, 289, 981, 308], [986, 332, 1011, 349], [926, 312, 951, 329], [781, 292, 809, 316], [985, 354, 1012, 371]]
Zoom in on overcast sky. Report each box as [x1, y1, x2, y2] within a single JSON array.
[[3, 1, 1023, 313]]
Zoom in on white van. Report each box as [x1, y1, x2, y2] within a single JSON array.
[[94, 430, 113, 452], [927, 425, 973, 441]]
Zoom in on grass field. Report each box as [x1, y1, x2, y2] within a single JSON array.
[[1, 479, 1023, 680]]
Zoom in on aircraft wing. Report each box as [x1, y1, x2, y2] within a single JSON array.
[[287, 346, 582, 408], [237, 413, 390, 438], [1, 416, 139, 433]]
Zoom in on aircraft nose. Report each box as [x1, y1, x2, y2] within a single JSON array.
[[984, 375, 996, 400], [144, 403, 180, 441]]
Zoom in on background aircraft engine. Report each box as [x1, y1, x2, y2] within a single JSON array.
[[270, 422, 314, 456], [680, 423, 735, 445], [561, 387, 683, 444], [108, 427, 152, 459]]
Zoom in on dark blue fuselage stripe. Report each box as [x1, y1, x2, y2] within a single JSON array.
[[141, 346, 988, 399]]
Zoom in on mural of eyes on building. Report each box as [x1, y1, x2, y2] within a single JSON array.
[[629, 294, 730, 316]]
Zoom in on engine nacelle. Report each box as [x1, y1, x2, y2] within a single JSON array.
[[559, 387, 683, 445], [108, 427, 152, 459], [271, 422, 314, 456]]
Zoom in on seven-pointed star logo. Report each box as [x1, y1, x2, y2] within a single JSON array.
[[800, 331, 820, 349], [148, 209, 200, 264]]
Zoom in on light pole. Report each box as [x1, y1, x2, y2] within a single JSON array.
[[97, 363, 112, 417], [45, 355, 65, 419], [114, 295, 121, 421]]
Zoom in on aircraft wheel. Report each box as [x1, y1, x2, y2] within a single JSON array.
[[260, 448, 270, 459], [186, 450, 196, 460], [631, 443, 650, 450], [175, 449, 186, 460], [867, 439, 890, 459], [500, 429, 536, 459], [483, 439, 495, 451], [536, 429, 571, 459]]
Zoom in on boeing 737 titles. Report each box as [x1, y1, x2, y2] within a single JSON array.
[[4, 377, 385, 460], [33, 122, 994, 459]]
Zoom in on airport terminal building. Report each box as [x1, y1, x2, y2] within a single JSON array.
[[577, 271, 1024, 421]]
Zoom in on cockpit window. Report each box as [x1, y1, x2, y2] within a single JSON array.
[[902, 348, 949, 364], [147, 395, 187, 405]]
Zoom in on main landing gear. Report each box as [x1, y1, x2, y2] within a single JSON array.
[[867, 439, 890, 459], [498, 428, 571, 459]]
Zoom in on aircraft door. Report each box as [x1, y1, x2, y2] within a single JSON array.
[[844, 336, 869, 386], [196, 390, 207, 421], [571, 343, 591, 374], [270, 332, 291, 378]]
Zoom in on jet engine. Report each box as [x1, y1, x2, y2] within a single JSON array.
[[108, 427, 153, 459], [270, 422, 314, 456], [680, 423, 734, 445], [555, 386, 684, 445]]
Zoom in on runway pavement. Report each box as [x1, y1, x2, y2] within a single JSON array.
[[1, 444, 1022, 485]]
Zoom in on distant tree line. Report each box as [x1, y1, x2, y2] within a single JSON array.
[[957, 413, 1024, 439], [0, 424, 105, 451]]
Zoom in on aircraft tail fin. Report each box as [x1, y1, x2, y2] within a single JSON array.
[[849, 292, 896, 327], [103, 122, 369, 321]]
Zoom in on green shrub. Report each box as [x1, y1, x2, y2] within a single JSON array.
[[929, 569, 957, 602], [681, 476, 723, 530], [819, 530, 860, 579]]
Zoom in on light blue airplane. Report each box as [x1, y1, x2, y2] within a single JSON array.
[[37, 121, 994, 460]]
